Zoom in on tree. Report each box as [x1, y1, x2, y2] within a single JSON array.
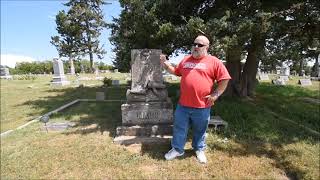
[[109, 0, 319, 96], [52, 0, 107, 72], [51, 10, 81, 75]]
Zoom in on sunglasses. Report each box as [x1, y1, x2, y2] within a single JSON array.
[[192, 43, 207, 48]]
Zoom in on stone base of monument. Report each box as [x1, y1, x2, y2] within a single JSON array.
[[113, 124, 173, 145], [115, 102, 174, 145], [116, 125, 173, 136], [51, 76, 70, 86], [113, 135, 172, 145], [121, 102, 173, 125], [51, 81, 71, 86], [0, 75, 13, 79]]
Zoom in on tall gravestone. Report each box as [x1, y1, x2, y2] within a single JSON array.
[[114, 49, 173, 145], [69, 60, 75, 75], [51, 58, 70, 86]]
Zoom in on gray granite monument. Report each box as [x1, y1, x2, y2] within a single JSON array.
[[0, 67, 12, 79], [114, 49, 173, 145], [259, 73, 269, 81], [51, 58, 70, 86]]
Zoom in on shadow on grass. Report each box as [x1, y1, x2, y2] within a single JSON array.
[[20, 85, 129, 138], [210, 86, 319, 179], [19, 82, 319, 179]]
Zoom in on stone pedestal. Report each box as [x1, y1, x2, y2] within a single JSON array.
[[114, 49, 173, 145], [121, 102, 173, 125]]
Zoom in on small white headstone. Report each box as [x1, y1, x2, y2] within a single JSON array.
[[299, 79, 312, 86], [209, 116, 228, 130], [259, 74, 269, 81], [272, 79, 286, 85]]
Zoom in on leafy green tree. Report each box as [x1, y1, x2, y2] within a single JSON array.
[[109, 0, 319, 96], [12, 61, 53, 74]]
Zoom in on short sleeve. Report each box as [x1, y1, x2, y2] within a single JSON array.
[[214, 59, 231, 82]]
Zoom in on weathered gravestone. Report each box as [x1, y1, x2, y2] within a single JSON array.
[[114, 49, 173, 145], [280, 65, 290, 76], [272, 79, 286, 85], [0, 67, 12, 79], [51, 58, 70, 86], [259, 73, 269, 81], [94, 67, 99, 76], [299, 79, 312, 86]]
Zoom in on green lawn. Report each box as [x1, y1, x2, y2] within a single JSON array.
[[1, 74, 319, 179]]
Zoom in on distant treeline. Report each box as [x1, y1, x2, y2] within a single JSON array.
[[9, 60, 113, 75]]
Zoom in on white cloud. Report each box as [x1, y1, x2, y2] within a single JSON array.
[[0, 54, 36, 68]]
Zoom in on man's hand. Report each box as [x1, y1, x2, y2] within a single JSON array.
[[204, 94, 219, 106], [160, 54, 176, 74], [160, 54, 168, 67]]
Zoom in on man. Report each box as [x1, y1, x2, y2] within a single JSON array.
[[160, 35, 231, 163]]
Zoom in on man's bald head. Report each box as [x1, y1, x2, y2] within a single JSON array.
[[194, 35, 210, 46]]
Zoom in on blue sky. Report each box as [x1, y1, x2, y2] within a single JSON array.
[[1, 0, 122, 67]]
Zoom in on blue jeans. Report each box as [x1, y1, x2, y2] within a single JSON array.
[[171, 104, 211, 153]]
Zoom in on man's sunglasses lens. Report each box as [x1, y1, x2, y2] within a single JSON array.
[[193, 43, 205, 47]]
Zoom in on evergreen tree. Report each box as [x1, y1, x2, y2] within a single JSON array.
[[52, 0, 107, 72]]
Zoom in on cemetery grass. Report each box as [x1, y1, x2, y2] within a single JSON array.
[[1, 76, 319, 179], [0, 73, 128, 133]]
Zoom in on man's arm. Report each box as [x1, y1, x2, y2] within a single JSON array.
[[205, 79, 229, 106], [160, 54, 176, 75]]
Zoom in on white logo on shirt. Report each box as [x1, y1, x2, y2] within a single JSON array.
[[182, 62, 207, 70]]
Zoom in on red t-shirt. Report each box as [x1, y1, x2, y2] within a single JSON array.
[[174, 55, 231, 108]]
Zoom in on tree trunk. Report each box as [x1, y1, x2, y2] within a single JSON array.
[[240, 32, 266, 97], [298, 59, 304, 76], [311, 53, 319, 77], [225, 46, 242, 96], [89, 51, 94, 73]]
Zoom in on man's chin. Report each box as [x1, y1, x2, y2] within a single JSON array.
[[192, 54, 203, 59]]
